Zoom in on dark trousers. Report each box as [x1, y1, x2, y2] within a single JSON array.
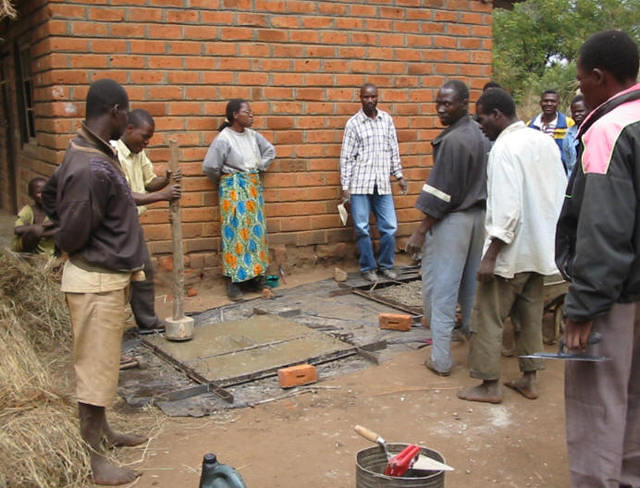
[[129, 243, 159, 329]]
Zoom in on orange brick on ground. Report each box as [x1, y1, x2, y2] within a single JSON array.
[[379, 313, 412, 332], [278, 363, 318, 388]]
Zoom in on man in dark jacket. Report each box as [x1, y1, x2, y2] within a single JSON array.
[[42, 79, 147, 485], [556, 30, 640, 487], [406, 80, 490, 376]]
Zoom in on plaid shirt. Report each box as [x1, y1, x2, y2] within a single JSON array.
[[340, 109, 403, 195]]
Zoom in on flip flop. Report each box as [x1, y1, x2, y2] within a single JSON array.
[[504, 380, 538, 400], [456, 386, 502, 404]]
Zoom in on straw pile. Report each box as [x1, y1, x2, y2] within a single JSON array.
[[0, 250, 89, 487]]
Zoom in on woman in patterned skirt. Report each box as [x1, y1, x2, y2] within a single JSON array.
[[203, 99, 276, 300]]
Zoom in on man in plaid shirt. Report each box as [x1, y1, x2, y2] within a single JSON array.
[[340, 83, 407, 281]]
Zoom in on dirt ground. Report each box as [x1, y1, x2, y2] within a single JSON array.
[[0, 212, 570, 487], [116, 265, 569, 488]]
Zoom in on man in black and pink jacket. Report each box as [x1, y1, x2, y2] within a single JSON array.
[[556, 30, 640, 488]]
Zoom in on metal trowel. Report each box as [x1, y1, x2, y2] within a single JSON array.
[[519, 331, 609, 362], [354, 425, 454, 476]]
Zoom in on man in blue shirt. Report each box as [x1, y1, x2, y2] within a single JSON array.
[[561, 94, 589, 176]]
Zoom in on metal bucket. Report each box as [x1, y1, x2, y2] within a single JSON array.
[[356, 443, 446, 488]]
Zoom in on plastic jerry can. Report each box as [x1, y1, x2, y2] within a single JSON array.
[[198, 453, 247, 488]]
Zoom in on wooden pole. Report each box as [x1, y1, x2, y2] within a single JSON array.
[[168, 138, 184, 321], [165, 139, 193, 341]]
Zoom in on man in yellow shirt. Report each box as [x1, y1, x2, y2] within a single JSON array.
[[12, 177, 57, 255], [112, 109, 181, 334]]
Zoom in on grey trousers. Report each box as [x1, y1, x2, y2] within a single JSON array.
[[421, 207, 485, 372], [129, 242, 160, 329], [468, 272, 544, 380], [565, 301, 640, 488]]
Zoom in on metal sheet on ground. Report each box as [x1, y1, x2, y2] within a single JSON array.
[[145, 315, 354, 385]]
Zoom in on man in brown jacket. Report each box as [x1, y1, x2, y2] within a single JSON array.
[[43, 79, 147, 485]]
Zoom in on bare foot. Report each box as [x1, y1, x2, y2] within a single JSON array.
[[457, 381, 502, 404], [504, 375, 538, 400], [104, 428, 148, 448], [91, 454, 141, 485]]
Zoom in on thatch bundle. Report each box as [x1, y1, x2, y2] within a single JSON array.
[[0, 251, 88, 487], [0, 0, 16, 20], [0, 251, 71, 350]]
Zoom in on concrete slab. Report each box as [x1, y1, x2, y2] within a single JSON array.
[[145, 314, 354, 385]]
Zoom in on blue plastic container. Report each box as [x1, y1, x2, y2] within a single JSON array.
[[198, 453, 247, 488]]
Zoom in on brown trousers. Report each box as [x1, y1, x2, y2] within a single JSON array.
[[565, 301, 640, 487], [469, 272, 544, 380], [66, 289, 127, 407]]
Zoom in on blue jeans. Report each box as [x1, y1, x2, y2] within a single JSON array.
[[422, 207, 485, 372], [350, 192, 398, 272]]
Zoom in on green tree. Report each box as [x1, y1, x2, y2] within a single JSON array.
[[493, 0, 640, 110]]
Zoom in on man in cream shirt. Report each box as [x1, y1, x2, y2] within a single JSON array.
[[457, 88, 566, 404], [112, 109, 181, 334]]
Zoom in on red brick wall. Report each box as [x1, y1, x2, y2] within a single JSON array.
[[1, 0, 493, 269]]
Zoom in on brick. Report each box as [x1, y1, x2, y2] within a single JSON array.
[[50, 4, 86, 19], [168, 71, 200, 84], [258, 59, 291, 73], [255, 0, 287, 12], [167, 9, 199, 23], [302, 16, 334, 29], [185, 86, 218, 100], [320, 31, 348, 45], [257, 29, 288, 42], [472, 25, 492, 37], [166, 42, 202, 54], [111, 23, 145, 37], [72, 54, 109, 68], [130, 40, 166, 54], [379, 313, 412, 331], [148, 56, 183, 69], [278, 364, 317, 388], [393, 21, 421, 33], [218, 58, 251, 71], [72, 21, 108, 36], [91, 39, 127, 53], [366, 19, 392, 31], [237, 13, 269, 27], [202, 72, 235, 84], [179, 25, 217, 41], [238, 43, 269, 57], [318, 2, 347, 15], [271, 16, 299, 28], [158, 255, 174, 272], [272, 45, 304, 58], [219, 27, 254, 41], [127, 8, 162, 22], [286, 0, 316, 14], [110, 55, 146, 68], [379, 33, 406, 47], [350, 4, 377, 16], [89, 7, 124, 21], [148, 25, 184, 39], [237, 72, 269, 85]]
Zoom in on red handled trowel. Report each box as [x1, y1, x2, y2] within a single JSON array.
[[519, 332, 608, 362], [354, 425, 454, 476]]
